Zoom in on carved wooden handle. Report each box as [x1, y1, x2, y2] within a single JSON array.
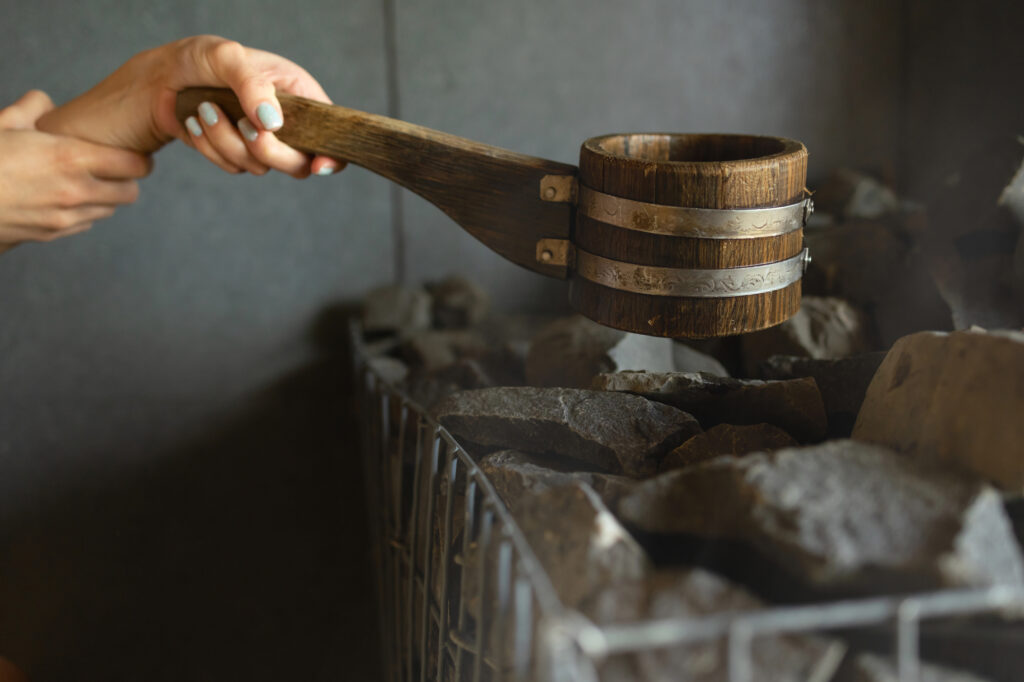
[[176, 87, 576, 279]]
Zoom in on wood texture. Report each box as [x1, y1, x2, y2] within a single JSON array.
[[176, 87, 576, 279], [573, 133, 808, 338]]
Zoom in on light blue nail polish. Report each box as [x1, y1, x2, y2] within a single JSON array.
[[185, 116, 202, 137], [198, 101, 218, 126], [237, 118, 259, 142], [315, 166, 335, 176], [256, 102, 283, 131]]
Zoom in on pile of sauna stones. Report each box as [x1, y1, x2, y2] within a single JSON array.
[[360, 264, 1024, 681]]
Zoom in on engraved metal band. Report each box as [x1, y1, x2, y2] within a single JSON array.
[[575, 248, 811, 298], [578, 185, 813, 239]]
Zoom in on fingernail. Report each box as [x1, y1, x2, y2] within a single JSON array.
[[185, 116, 202, 137], [256, 102, 282, 131], [237, 118, 259, 142], [198, 101, 218, 126], [315, 165, 335, 176]]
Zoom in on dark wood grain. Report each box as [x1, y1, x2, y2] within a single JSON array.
[[176, 87, 576, 279], [572, 132, 808, 338]]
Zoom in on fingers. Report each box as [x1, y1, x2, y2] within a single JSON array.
[[192, 102, 269, 175], [235, 116, 313, 178], [183, 113, 242, 174], [195, 39, 285, 134], [4, 205, 115, 243], [0, 89, 55, 130]]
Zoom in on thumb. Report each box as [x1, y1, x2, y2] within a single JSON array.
[[0, 89, 55, 130]]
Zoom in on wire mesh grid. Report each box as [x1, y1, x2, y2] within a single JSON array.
[[353, 330, 1024, 682]]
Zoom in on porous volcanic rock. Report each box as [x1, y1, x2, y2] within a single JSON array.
[[435, 387, 700, 476], [619, 440, 1024, 592]]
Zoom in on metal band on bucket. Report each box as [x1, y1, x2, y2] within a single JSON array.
[[574, 248, 810, 298], [578, 186, 812, 239]]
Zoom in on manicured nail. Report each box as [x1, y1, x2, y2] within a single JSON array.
[[315, 165, 335, 176], [256, 102, 282, 131], [198, 101, 218, 126], [237, 118, 259, 142], [185, 116, 202, 137]]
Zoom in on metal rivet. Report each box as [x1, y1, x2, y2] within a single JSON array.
[[540, 250, 553, 262], [543, 186, 557, 200]]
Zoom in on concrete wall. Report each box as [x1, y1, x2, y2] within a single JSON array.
[[0, 1, 913, 679]]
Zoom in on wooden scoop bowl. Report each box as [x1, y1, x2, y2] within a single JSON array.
[[177, 88, 810, 338]]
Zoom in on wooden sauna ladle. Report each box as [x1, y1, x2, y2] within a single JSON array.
[[177, 88, 811, 338]]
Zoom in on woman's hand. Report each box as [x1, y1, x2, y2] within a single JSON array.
[[36, 36, 345, 179], [0, 91, 152, 254]]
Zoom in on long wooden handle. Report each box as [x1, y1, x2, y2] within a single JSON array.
[[176, 87, 576, 278]]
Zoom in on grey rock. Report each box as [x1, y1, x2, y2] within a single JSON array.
[[803, 217, 910, 306], [761, 352, 887, 437], [462, 483, 649, 666], [592, 371, 827, 443], [526, 315, 675, 388], [740, 296, 873, 376], [619, 440, 1024, 592], [814, 169, 900, 221], [584, 569, 845, 682], [853, 329, 1024, 491], [366, 355, 410, 386], [660, 423, 797, 472], [908, 145, 1024, 331], [514, 483, 649, 609], [479, 450, 638, 512], [426, 275, 490, 329], [406, 358, 493, 412], [362, 284, 432, 334], [835, 652, 991, 682], [435, 387, 701, 476], [399, 329, 488, 371], [672, 341, 730, 376]]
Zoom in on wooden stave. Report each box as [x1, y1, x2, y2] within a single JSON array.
[[572, 132, 808, 338]]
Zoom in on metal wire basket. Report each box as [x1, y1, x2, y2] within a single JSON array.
[[353, 326, 1024, 682]]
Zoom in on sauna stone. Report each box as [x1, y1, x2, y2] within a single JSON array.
[[835, 653, 992, 682], [366, 356, 409, 386], [513, 484, 649, 609], [584, 569, 845, 682], [462, 483, 649, 664], [426, 274, 490, 329], [480, 450, 638, 512], [660, 423, 797, 472], [435, 387, 700, 476], [618, 440, 1024, 592], [672, 340, 730, 376], [760, 352, 886, 437], [813, 168, 900, 221], [739, 296, 872, 376], [399, 329, 488, 371], [525, 315, 675, 388], [854, 329, 1024, 491], [592, 371, 826, 443], [361, 283, 432, 334]]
